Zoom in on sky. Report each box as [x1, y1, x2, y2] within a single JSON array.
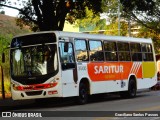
[[2, 0, 22, 17], [4, 7, 19, 17]]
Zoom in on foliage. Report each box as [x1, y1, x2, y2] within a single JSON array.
[[101, 0, 119, 21], [0, 0, 103, 31], [4, 80, 10, 94], [0, 34, 11, 79], [120, 0, 155, 12], [0, 75, 11, 96], [0, 14, 30, 71], [75, 6, 128, 36], [75, 7, 103, 32], [0, 14, 30, 96], [137, 26, 160, 54], [103, 21, 128, 36], [0, 34, 11, 95], [0, 79, 11, 94], [1, 0, 160, 34], [0, 34, 12, 59], [120, 0, 160, 34]]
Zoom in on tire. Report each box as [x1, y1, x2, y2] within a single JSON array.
[[77, 83, 88, 104], [120, 78, 137, 98], [128, 79, 137, 98]]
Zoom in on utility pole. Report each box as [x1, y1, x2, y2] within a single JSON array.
[[118, 0, 120, 36], [128, 17, 131, 37]]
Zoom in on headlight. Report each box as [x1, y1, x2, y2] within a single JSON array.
[[11, 81, 21, 91]]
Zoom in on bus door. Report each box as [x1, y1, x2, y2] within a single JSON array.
[[59, 42, 78, 97]]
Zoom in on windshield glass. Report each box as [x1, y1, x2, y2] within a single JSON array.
[[11, 44, 58, 78]]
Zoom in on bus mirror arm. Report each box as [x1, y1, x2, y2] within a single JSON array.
[[64, 42, 69, 52], [2, 52, 5, 63]]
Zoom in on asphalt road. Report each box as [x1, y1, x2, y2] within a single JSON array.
[[1, 90, 160, 120]]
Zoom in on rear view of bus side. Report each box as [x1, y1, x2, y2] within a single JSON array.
[[10, 31, 157, 104]]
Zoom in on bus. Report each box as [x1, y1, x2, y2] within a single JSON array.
[[5, 31, 157, 104]]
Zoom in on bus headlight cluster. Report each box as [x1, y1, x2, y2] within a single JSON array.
[[49, 77, 59, 87], [12, 81, 21, 91]]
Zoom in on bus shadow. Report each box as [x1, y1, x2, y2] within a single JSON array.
[[1, 92, 150, 111]]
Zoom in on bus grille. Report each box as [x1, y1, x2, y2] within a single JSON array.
[[25, 91, 43, 96]]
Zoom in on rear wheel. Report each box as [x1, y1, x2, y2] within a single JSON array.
[[77, 83, 88, 104], [128, 79, 137, 98], [120, 78, 137, 98]]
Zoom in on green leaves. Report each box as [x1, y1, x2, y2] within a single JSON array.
[[1, 0, 103, 31], [120, 0, 160, 34], [0, 34, 11, 53], [120, 0, 155, 12]]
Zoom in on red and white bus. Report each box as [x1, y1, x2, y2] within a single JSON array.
[[8, 31, 157, 104]]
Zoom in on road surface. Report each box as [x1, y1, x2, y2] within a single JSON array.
[[1, 90, 160, 120]]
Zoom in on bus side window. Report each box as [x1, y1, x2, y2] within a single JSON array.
[[89, 40, 104, 61], [75, 39, 89, 62], [130, 43, 142, 61], [59, 42, 75, 70], [117, 42, 131, 61], [141, 43, 154, 61], [104, 41, 118, 61]]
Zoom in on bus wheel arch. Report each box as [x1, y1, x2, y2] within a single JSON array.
[[77, 78, 90, 104]]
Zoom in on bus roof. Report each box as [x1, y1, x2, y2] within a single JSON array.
[[13, 31, 152, 44]]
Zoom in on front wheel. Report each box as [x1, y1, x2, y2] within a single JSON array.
[[77, 83, 88, 104]]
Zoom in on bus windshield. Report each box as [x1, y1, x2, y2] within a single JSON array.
[[11, 44, 58, 78], [10, 33, 59, 85]]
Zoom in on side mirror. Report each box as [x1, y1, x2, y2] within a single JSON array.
[[64, 42, 69, 52], [2, 53, 5, 63]]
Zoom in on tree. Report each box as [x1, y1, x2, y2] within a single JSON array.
[[102, 0, 119, 20], [0, 34, 12, 72], [137, 26, 160, 54], [0, 0, 5, 13], [75, 7, 105, 32], [120, 0, 160, 34], [0, 0, 102, 31], [103, 21, 128, 36], [75, 5, 129, 36]]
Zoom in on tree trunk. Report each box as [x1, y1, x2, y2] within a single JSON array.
[[0, 66, 5, 99]]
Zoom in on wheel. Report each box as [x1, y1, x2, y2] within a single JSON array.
[[120, 78, 137, 98], [128, 79, 137, 98], [77, 83, 88, 104]]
